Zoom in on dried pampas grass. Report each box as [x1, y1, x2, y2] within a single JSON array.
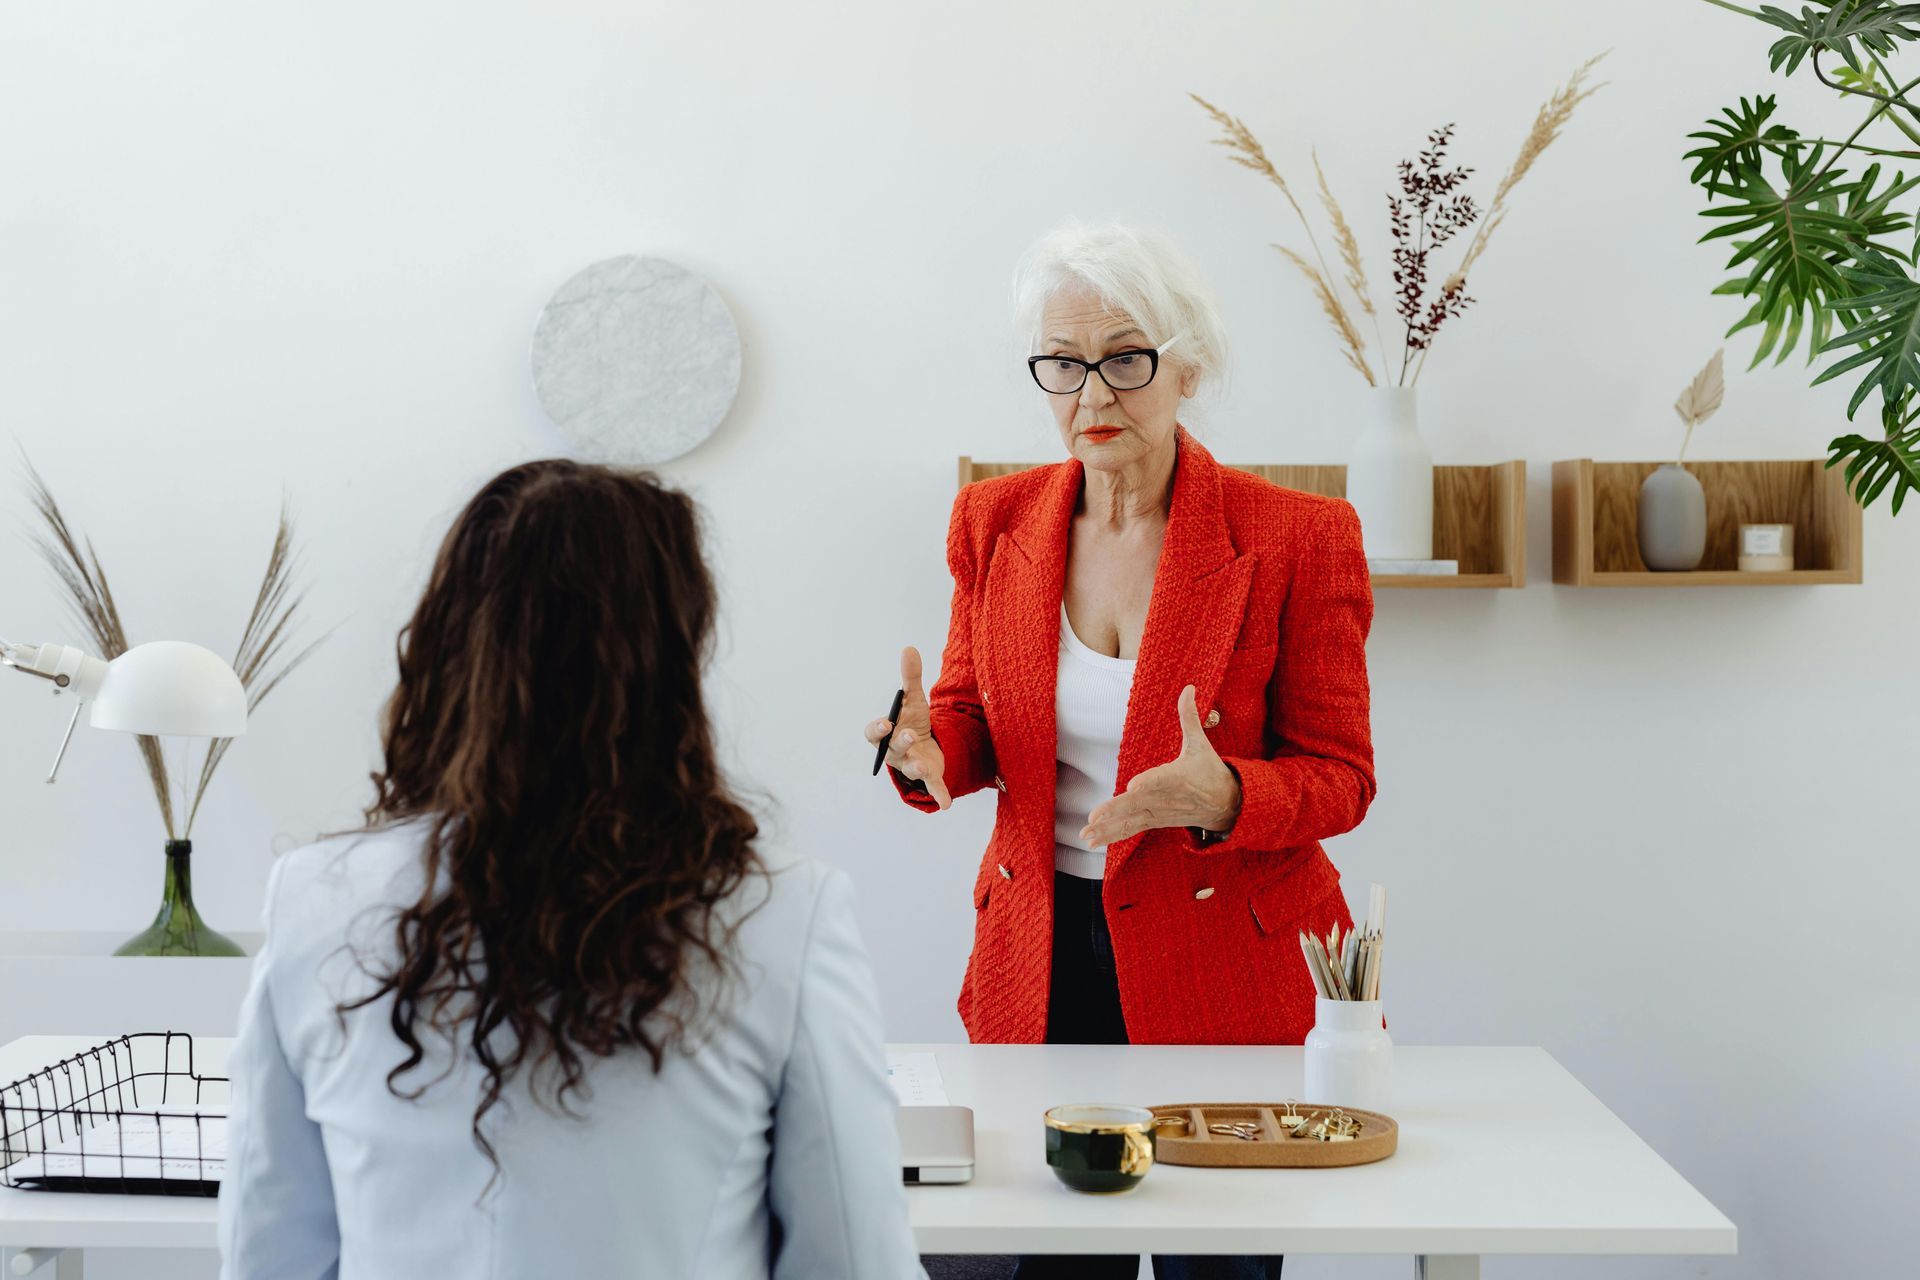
[[183, 506, 318, 835], [24, 459, 175, 835], [21, 455, 323, 840], [1276, 245, 1376, 385], [1442, 52, 1609, 298], [1190, 92, 1306, 216], [1314, 148, 1389, 360], [1409, 53, 1606, 384], [1193, 92, 1377, 384], [1197, 54, 1603, 388]]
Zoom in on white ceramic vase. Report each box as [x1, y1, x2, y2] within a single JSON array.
[[1303, 998, 1392, 1111], [1347, 386, 1433, 560]]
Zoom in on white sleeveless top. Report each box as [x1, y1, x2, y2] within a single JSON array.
[[1054, 604, 1137, 879]]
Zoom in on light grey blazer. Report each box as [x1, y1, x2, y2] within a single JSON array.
[[217, 824, 924, 1279]]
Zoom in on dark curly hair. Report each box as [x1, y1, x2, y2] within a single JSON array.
[[344, 459, 761, 1166]]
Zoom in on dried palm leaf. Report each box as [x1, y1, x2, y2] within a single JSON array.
[[1675, 348, 1726, 464]]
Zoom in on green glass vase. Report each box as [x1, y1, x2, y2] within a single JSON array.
[[113, 839, 246, 957]]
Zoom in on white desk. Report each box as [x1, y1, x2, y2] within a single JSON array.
[[899, 1042, 1734, 1273], [1, 1036, 1734, 1278]]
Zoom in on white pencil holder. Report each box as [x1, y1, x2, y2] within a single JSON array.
[[1303, 998, 1392, 1111]]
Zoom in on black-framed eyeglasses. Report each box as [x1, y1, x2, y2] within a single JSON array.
[[1027, 332, 1187, 395]]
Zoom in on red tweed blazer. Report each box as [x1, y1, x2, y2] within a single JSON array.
[[893, 429, 1376, 1045]]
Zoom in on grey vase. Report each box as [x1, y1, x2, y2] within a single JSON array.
[[1638, 463, 1707, 571]]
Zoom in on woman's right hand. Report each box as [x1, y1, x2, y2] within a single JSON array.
[[864, 646, 951, 810]]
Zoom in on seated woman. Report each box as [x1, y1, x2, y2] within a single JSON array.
[[218, 461, 923, 1279]]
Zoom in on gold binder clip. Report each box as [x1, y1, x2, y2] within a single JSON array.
[[1323, 1109, 1362, 1142], [1277, 1100, 1311, 1137]]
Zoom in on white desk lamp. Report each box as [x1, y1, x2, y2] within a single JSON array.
[[0, 638, 247, 779]]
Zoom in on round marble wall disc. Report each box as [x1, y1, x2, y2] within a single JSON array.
[[530, 255, 742, 465]]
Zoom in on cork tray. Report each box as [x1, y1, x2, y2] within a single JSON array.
[[1148, 1102, 1397, 1168]]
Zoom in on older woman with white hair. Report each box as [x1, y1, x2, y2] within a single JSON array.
[[868, 223, 1376, 1278]]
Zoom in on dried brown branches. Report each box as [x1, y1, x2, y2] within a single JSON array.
[[1390, 125, 1480, 383]]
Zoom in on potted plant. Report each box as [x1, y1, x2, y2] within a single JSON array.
[[1642, 350, 1729, 570], [23, 461, 321, 956], [1688, 0, 1920, 514]]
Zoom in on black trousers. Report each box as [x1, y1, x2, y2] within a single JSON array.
[[1005, 874, 1284, 1280]]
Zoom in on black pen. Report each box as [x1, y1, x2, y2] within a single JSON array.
[[871, 689, 905, 776]]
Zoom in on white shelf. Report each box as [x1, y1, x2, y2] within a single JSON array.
[[0, 931, 261, 958], [0, 932, 261, 1049]]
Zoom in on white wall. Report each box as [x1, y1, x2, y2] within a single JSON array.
[[2, 2, 1914, 1276]]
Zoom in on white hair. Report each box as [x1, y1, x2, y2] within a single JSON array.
[[1010, 221, 1229, 392]]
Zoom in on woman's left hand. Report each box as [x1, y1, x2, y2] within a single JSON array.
[[1079, 685, 1242, 847]]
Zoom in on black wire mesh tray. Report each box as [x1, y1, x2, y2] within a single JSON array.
[[0, 1032, 228, 1197]]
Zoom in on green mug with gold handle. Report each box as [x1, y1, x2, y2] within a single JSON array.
[[1043, 1104, 1157, 1193]]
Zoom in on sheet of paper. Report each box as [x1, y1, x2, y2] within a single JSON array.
[[5, 1110, 226, 1184], [885, 1050, 949, 1107]]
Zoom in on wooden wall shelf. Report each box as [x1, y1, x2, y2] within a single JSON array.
[[958, 458, 1527, 589], [1551, 458, 1863, 587]]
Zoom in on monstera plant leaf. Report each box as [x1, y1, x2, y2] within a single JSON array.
[[1702, 150, 1866, 308], [1685, 96, 1803, 185], [1827, 417, 1920, 511], [1842, 159, 1920, 233], [1756, 2, 1920, 74], [1826, 59, 1920, 142], [1711, 161, 1920, 366], [1715, 272, 1822, 366], [1694, 0, 1920, 514], [1814, 249, 1920, 416], [1698, 149, 1872, 371]]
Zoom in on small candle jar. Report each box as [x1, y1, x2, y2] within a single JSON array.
[[1737, 523, 1795, 572], [1303, 998, 1392, 1111]]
